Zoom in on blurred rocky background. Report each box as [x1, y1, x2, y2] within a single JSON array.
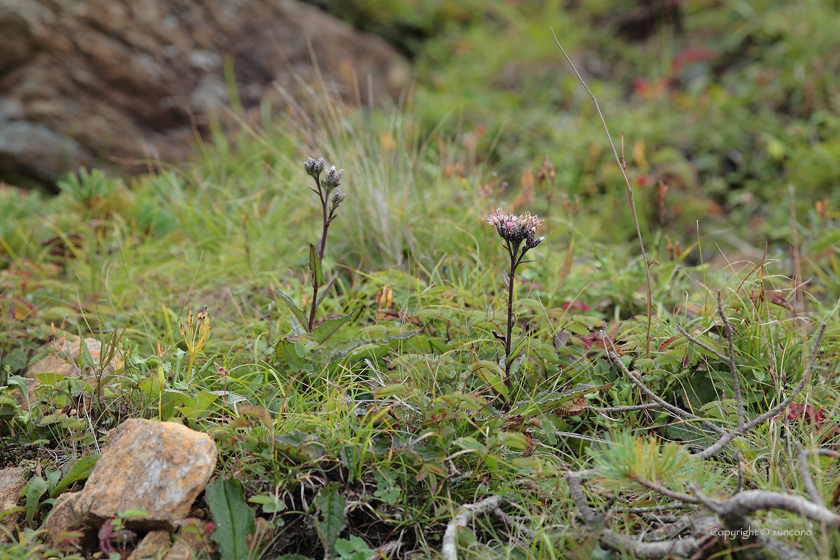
[[0, 0, 409, 189]]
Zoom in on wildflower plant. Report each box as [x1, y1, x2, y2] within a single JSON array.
[[484, 208, 544, 410], [180, 304, 212, 384], [276, 158, 358, 354]]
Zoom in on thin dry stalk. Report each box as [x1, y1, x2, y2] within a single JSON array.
[[567, 471, 704, 558], [605, 350, 727, 436], [698, 323, 827, 459], [675, 324, 729, 362], [716, 292, 746, 429], [550, 28, 653, 357], [796, 443, 822, 505]]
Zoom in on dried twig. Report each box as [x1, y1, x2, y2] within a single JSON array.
[[567, 471, 704, 558], [698, 323, 826, 459], [675, 323, 729, 362], [551, 28, 653, 358], [796, 443, 822, 505], [717, 292, 745, 429], [491, 507, 538, 539], [606, 350, 727, 436], [686, 482, 840, 528], [441, 495, 504, 560]]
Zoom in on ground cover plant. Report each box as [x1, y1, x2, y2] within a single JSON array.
[[2, 1, 840, 559]]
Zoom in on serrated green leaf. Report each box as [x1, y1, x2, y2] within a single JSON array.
[[205, 478, 256, 560], [310, 306, 360, 344], [278, 291, 309, 331], [316, 483, 346, 558]]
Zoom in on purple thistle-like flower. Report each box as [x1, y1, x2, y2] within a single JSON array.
[[485, 208, 544, 246]]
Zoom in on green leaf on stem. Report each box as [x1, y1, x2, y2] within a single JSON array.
[[309, 243, 323, 286], [277, 291, 308, 331], [310, 306, 361, 344], [316, 271, 339, 307]]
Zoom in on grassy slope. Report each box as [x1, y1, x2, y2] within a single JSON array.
[[2, 1, 840, 558]]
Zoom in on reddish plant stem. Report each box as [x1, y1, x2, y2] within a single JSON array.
[[309, 176, 329, 331], [503, 247, 518, 411]]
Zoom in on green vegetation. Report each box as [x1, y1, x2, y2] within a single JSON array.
[[2, 0, 840, 558]]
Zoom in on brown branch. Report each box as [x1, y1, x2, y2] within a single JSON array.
[[567, 471, 704, 558], [606, 350, 727, 436], [698, 323, 826, 459], [441, 495, 504, 560], [551, 29, 653, 358], [796, 443, 822, 505], [674, 323, 729, 362]]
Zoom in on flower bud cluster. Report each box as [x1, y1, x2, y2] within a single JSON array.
[[322, 166, 343, 189], [304, 157, 325, 177], [484, 208, 544, 249]]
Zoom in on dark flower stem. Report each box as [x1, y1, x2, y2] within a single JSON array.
[[503, 246, 518, 411], [502, 240, 527, 411], [308, 175, 330, 332]]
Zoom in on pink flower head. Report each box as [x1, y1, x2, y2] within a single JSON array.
[[485, 207, 543, 249]]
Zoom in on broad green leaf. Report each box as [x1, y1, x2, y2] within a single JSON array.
[[25, 476, 50, 527], [335, 535, 375, 560], [492, 431, 529, 450], [6, 376, 30, 410], [52, 455, 98, 498], [439, 392, 486, 410], [34, 372, 65, 387], [316, 483, 346, 558], [310, 306, 361, 344], [239, 405, 273, 428], [309, 243, 323, 286], [118, 509, 149, 518], [205, 478, 256, 560], [469, 360, 508, 399], [273, 433, 326, 462], [277, 291, 309, 331], [248, 495, 285, 513], [374, 383, 410, 398]]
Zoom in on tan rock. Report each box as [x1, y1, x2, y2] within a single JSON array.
[[42, 492, 84, 544], [78, 419, 216, 531], [0, 466, 27, 542], [14, 336, 124, 410], [128, 530, 172, 560], [0, 0, 407, 187], [164, 526, 207, 560]]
